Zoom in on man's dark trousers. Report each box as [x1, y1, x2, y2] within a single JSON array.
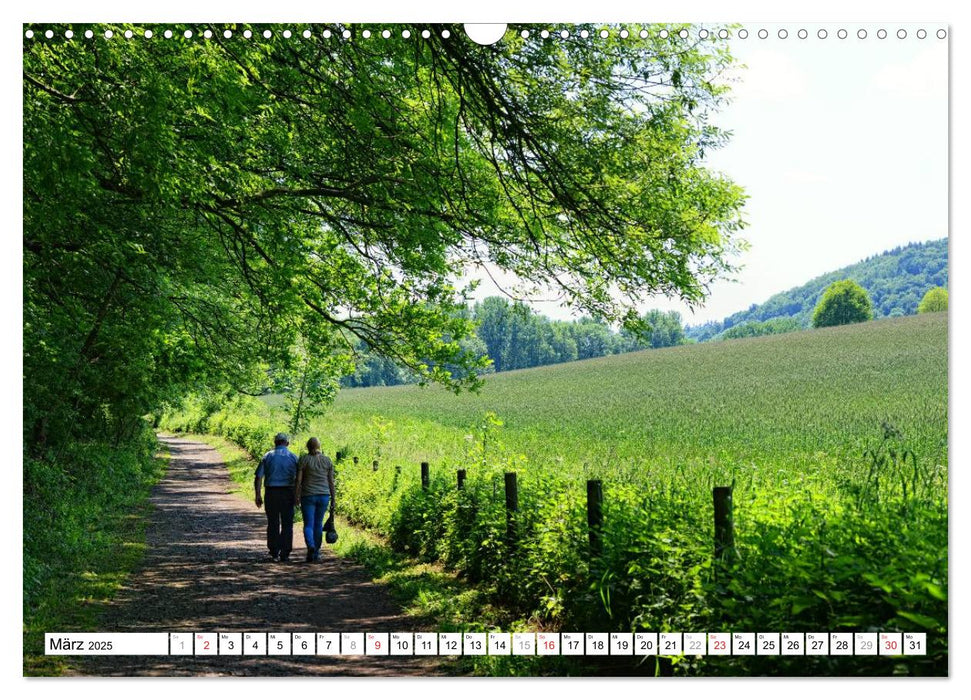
[[265, 486, 295, 559]]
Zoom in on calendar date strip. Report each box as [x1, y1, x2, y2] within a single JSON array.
[[46, 631, 926, 657]]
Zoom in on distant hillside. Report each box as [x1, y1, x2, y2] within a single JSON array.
[[687, 238, 948, 341]]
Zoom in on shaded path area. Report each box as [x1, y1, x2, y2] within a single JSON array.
[[77, 435, 445, 676]]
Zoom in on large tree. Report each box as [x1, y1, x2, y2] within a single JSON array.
[[812, 280, 873, 328], [917, 286, 948, 313], [24, 23, 746, 452]]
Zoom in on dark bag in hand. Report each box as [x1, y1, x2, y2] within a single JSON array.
[[324, 509, 338, 544]]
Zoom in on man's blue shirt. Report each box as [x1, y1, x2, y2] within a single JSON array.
[[256, 445, 298, 487]]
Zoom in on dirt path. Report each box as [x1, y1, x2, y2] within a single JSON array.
[[77, 435, 446, 676]]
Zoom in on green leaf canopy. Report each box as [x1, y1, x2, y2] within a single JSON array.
[[24, 23, 746, 450]]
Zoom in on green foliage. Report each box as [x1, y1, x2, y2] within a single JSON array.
[[688, 239, 948, 341], [167, 314, 947, 674], [25, 22, 746, 460], [24, 32, 746, 653], [917, 287, 948, 313], [718, 316, 801, 340], [812, 280, 873, 328], [341, 297, 691, 389], [470, 298, 685, 376], [640, 309, 687, 349], [341, 346, 416, 389], [163, 394, 282, 462], [278, 336, 352, 433], [24, 428, 165, 674]]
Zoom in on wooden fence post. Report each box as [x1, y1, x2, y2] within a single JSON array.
[[504, 472, 518, 543], [353, 456, 359, 466], [587, 479, 603, 557], [421, 462, 430, 490], [713, 486, 735, 561], [372, 459, 379, 472], [457, 469, 466, 489]]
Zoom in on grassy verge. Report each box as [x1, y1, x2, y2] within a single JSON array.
[[23, 437, 169, 676]]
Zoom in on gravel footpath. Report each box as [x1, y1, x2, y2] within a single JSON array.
[[76, 434, 445, 676]]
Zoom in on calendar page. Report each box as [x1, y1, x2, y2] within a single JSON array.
[[21, 8, 949, 683]]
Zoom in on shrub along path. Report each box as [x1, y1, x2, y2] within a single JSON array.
[[74, 434, 444, 676]]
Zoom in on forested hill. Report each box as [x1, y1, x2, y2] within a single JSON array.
[[687, 238, 948, 341]]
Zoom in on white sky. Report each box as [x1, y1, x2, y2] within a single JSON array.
[[470, 24, 949, 325]]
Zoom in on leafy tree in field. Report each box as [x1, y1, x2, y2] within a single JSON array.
[[918, 287, 948, 313], [24, 23, 746, 453], [472, 298, 617, 372], [812, 280, 874, 328], [569, 319, 615, 360]]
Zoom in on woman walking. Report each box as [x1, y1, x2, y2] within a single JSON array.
[[294, 437, 336, 563]]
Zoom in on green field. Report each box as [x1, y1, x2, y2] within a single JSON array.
[[316, 313, 947, 481], [165, 313, 948, 675]]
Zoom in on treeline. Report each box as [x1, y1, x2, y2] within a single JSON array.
[[347, 239, 949, 388], [719, 317, 802, 340], [688, 238, 948, 341], [341, 299, 687, 388]]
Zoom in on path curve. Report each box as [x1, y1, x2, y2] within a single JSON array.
[[78, 435, 446, 676]]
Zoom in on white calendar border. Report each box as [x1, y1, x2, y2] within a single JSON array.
[[7, 1, 964, 700]]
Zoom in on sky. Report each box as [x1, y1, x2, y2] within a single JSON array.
[[470, 23, 949, 326]]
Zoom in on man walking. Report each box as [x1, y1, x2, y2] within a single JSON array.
[[254, 432, 298, 562]]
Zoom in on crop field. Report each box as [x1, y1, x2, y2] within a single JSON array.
[[166, 313, 948, 674], [317, 313, 947, 481]]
